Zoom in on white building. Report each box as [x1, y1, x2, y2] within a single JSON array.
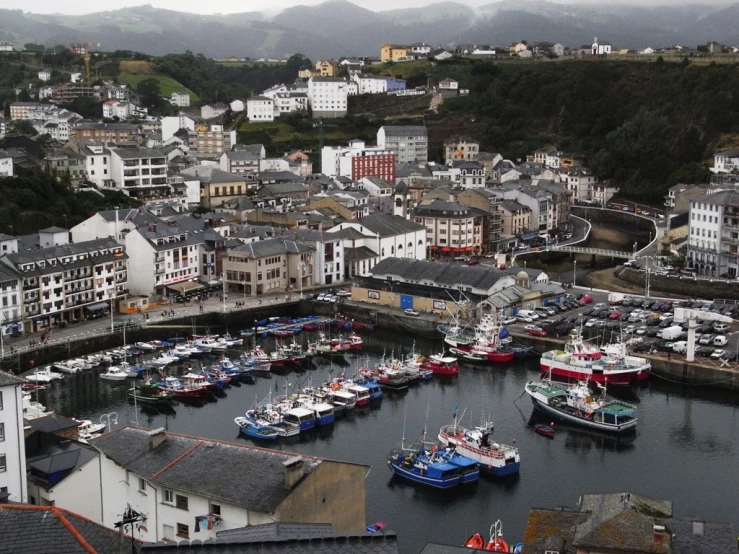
[[90, 426, 367, 542], [220, 145, 264, 175], [230, 99, 245, 112], [109, 147, 169, 199], [687, 190, 739, 278], [591, 38, 612, 55], [0, 258, 22, 338], [329, 214, 426, 277], [38, 70, 51, 82], [246, 96, 275, 122], [200, 103, 229, 119], [412, 200, 483, 256], [0, 371, 27, 503], [352, 73, 387, 95], [438, 78, 459, 90], [377, 126, 428, 164], [273, 92, 308, 115], [563, 170, 599, 203], [125, 224, 203, 296], [0, 42, 13, 52], [452, 160, 485, 189], [170, 91, 191, 107], [162, 113, 200, 142], [70, 208, 162, 245], [711, 150, 739, 174], [307, 77, 348, 119], [0, 149, 13, 178]]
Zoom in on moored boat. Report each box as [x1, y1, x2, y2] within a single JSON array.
[[128, 382, 175, 405], [235, 416, 279, 441], [464, 521, 509, 552], [387, 444, 463, 490], [524, 377, 638, 434], [420, 353, 459, 376], [534, 423, 555, 438]]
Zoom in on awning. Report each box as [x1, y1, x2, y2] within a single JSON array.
[[521, 233, 538, 240], [85, 301, 109, 312], [167, 281, 204, 294]]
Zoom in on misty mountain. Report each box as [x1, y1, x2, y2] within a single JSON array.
[[0, 1, 737, 60]]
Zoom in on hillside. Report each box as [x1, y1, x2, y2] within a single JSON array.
[[117, 61, 199, 100], [1, 1, 738, 59]]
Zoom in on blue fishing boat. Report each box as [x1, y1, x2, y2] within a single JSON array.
[[246, 408, 300, 437], [235, 416, 279, 441], [354, 378, 383, 401], [281, 407, 316, 431], [299, 400, 335, 426], [432, 447, 480, 484], [387, 448, 462, 489]]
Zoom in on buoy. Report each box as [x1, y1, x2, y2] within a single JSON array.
[[550, 422, 554, 426], [512, 438, 516, 443]]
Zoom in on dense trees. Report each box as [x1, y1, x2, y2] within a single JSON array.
[[442, 60, 739, 202], [154, 52, 249, 103]]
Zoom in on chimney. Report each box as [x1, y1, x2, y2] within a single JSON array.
[[653, 525, 666, 544], [283, 456, 305, 489], [148, 428, 167, 450]]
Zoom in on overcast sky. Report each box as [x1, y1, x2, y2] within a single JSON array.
[[3, 0, 723, 15]]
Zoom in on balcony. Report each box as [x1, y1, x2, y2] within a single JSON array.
[[722, 236, 739, 245], [721, 248, 739, 257]]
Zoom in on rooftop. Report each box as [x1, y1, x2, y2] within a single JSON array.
[[0, 369, 24, 387], [380, 125, 428, 137], [231, 238, 315, 260], [340, 214, 424, 237]]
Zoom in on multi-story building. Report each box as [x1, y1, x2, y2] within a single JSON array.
[[0, 263, 22, 337], [181, 165, 251, 209], [187, 124, 237, 157], [91, 427, 367, 542], [380, 44, 411, 62], [452, 160, 485, 189], [376, 126, 428, 164], [1, 234, 126, 332], [9, 102, 57, 121], [412, 200, 483, 257], [0, 150, 13, 178], [500, 199, 532, 238], [42, 148, 86, 184], [711, 150, 739, 174], [162, 113, 202, 142], [687, 190, 739, 278], [456, 188, 503, 248], [200, 103, 229, 120], [315, 60, 339, 77], [65, 141, 113, 187], [125, 224, 203, 296], [71, 208, 162, 245], [109, 147, 168, 199], [0, 370, 27, 503], [246, 97, 275, 122], [273, 91, 308, 115], [72, 123, 139, 142], [0, 118, 7, 139], [170, 91, 191, 107], [562, 169, 599, 203], [499, 180, 571, 235], [307, 77, 348, 119], [321, 140, 396, 182], [444, 137, 479, 164], [224, 238, 315, 296], [352, 73, 387, 94]]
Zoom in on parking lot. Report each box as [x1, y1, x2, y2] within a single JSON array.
[[509, 292, 739, 364]]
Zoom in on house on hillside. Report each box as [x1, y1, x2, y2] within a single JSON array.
[[431, 49, 453, 61], [200, 103, 229, 119], [438, 78, 459, 91]]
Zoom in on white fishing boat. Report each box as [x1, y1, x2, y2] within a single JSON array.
[[135, 341, 157, 351], [22, 392, 53, 419], [26, 366, 64, 383], [53, 362, 81, 374], [99, 366, 131, 381]]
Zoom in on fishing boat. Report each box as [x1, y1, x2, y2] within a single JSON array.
[[298, 399, 335, 426], [438, 317, 477, 349], [135, 341, 156, 351], [470, 315, 515, 363], [353, 377, 383, 401], [448, 347, 487, 363], [524, 376, 638, 434], [341, 382, 371, 406], [99, 366, 131, 381], [222, 333, 243, 347], [326, 389, 357, 412], [308, 333, 350, 358], [245, 408, 300, 437], [281, 407, 316, 431], [534, 424, 555, 438], [76, 419, 106, 436], [157, 376, 201, 398], [128, 382, 175, 405], [438, 413, 520, 477], [22, 392, 53, 419], [234, 416, 279, 441], [387, 442, 463, 490], [26, 366, 64, 383], [431, 447, 480, 484], [420, 353, 459, 376], [540, 329, 650, 385], [53, 361, 81, 374], [464, 521, 509, 552]]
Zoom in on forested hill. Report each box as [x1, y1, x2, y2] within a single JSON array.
[[430, 59, 739, 202]]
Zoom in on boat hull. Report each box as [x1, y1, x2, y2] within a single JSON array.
[[388, 461, 460, 489], [439, 430, 520, 477], [528, 395, 637, 434], [540, 361, 650, 385]]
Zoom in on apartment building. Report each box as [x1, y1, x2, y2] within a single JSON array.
[[181, 165, 251, 209], [9, 102, 57, 121], [187, 124, 237, 157], [376, 126, 428, 164], [352, 73, 387, 94], [109, 147, 168, 199], [500, 200, 532, 238], [0, 263, 22, 337], [452, 160, 485, 189], [273, 92, 308, 115], [42, 148, 86, 184], [321, 140, 396, 182], [170, 91, 191, 107], [223, 238, 315, 297], [65, 141, 112, 187], [0, 234, 126, 332], [413, 200, 483, 256], [0, 371, 27, 504], [456, 188, 503, 247], [444, 137, 480, 164], [246, 97, 275, 122], [687, 190, 739, 278], [0, 150, 13, 178], [307, 77, 348, 119], [72, 123, 139, 142]]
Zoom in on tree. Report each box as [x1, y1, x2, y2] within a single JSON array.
[[137, 78, 163, 108], [24, 43, 46, 52], [7, 119, 37, 137]]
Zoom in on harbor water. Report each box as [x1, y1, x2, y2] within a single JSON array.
[[34, 329, 739, 553]]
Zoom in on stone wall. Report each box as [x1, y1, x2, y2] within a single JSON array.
[[617, 267, 739, 301]]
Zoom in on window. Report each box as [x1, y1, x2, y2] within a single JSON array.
[[0, 422, 4, 441], [0, 454, 5, 472], [0, 391, 3, 410], [176, 523, 189, 539], [210, 503, 221, 516], [162, 524, 174, 541], [138, 477, 146, 493], [175, 494, 189, 510]]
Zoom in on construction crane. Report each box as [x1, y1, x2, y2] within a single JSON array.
[[312, 120, 338, 151], [83, 41, 91, 85], [673, 308, 734, 362]]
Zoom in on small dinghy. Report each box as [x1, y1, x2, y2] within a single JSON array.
[[534, 423, 555, 438], [366, 522, 386, 534]]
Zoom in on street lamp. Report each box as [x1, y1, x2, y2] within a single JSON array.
[[299, 262, 305, 300], [573, 260, 577, 287], [242, 281, 246, 299], [633, 241, 638, 259], [109, 290, 117, 333]]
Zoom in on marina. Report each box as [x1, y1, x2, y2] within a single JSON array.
[[19, 326, 739, 553]]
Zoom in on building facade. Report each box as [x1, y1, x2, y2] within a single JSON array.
[[187, 124, 237, 157], [413, 200, 483, 256], [0, 371, 27, 503], [687, 190, 739, 278], [444, 137, 479, 164], [307, 77, 348, 119], [246, 97, 275, 122], [322, 140, 396, 182], [376, 126, 428, 164]]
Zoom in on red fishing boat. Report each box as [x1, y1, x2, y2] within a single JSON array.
[[420, 353, 459, 376]]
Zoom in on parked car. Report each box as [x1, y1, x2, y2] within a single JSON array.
[[713, 323, 731, 333], [524, 324, 543, 332], [711, 349, 728, 359], [585, 318, 597, 328], [516, 314, 534, 323], [713, 335, 728, 346], [335, 289, 351, 297], [466, 258, 480, 266], [608, 311, 622, 319], [316, 294, 327, 301], [527, 328, 548, 337], [636, 326, 648, 335], [698, 334, 715, 345], [454, 255, 468, 261], [501, 317, 517, 325], [578, 294, 594, 304], [404, 309, 419, 317], [594, 303, 608, 310]]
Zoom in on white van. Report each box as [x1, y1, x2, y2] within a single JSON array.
[[518, 309, 539, 321]]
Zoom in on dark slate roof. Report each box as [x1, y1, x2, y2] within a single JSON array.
[[214, 523, 334, 541], [500, 200, 529, 212], [110, 147, 165, 159], [693, 189, 739, 206], [344, 246, 378, 261], [380, 126, 427, 137], [91, 427, 326, 513], [327, 227, 373, 240], [182, 166, 245, 184], [260, 171, 305, 183], [420, 544, 487, 554], [39, 226, 68, 234], [0, 370, 24, 387], [0, 504, 134, 554], [260, 182, 309, 195], [26, 414, 79, 433], [370, 258, 506, 292], [231, 238, 315, 259], [413, 200, 475, 218], [141, 532, 399, 553], [522, 508, 585, 554], [342, 214, 424, 237], [659, 518, 736, 554], [26, 435, 98, 490]]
